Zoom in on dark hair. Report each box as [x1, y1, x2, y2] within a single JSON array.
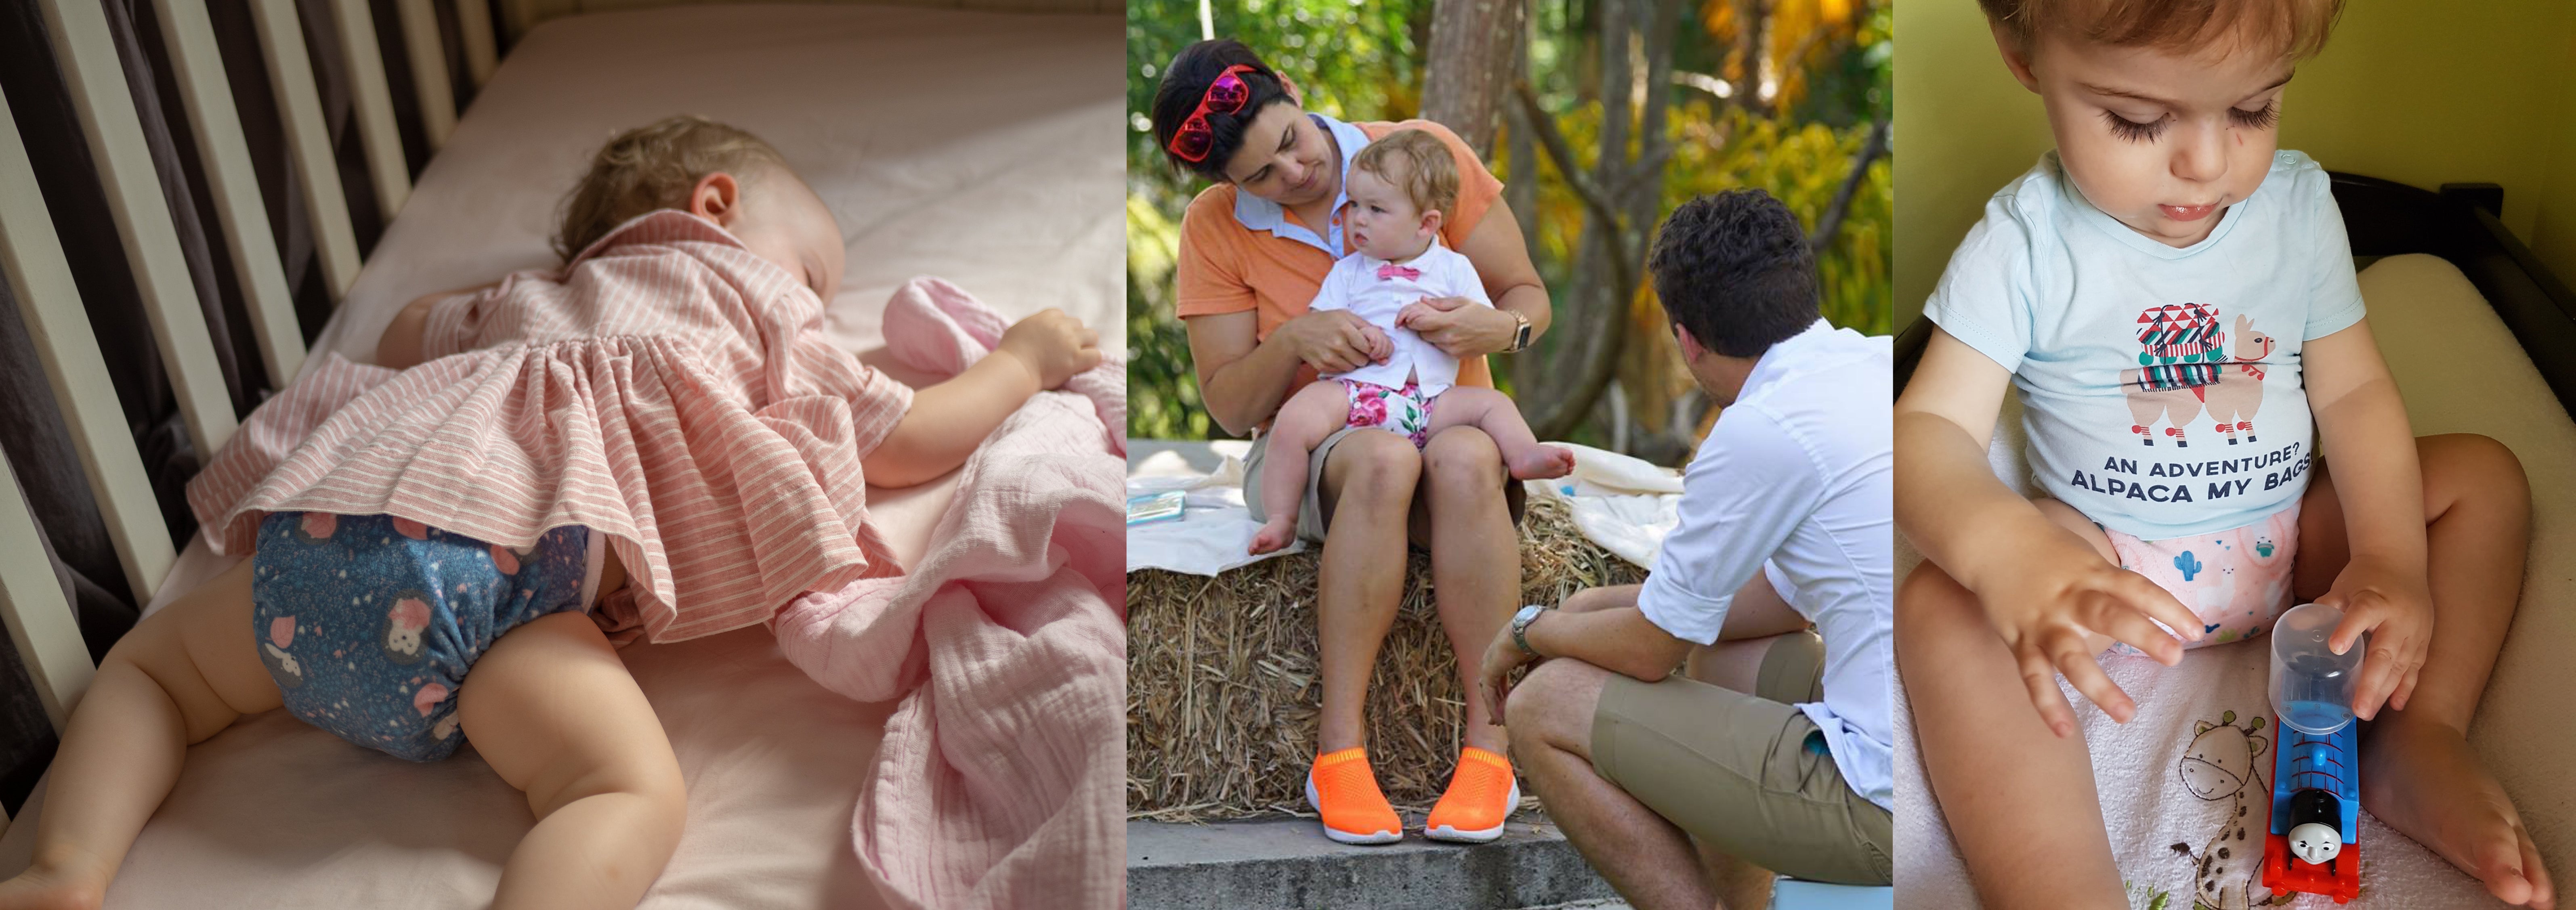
[[1648, 190, 1821, 359], [1149, 40, 1299, 181]]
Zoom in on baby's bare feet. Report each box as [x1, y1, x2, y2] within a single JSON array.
[[1248, 519, 1298, 556], [1504, 444, 1575, 481], [0, 858, 108, 910], [2363, 716, 2556, 908]]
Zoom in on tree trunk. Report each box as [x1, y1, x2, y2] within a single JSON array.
[[1421, 0, 1527, 156]]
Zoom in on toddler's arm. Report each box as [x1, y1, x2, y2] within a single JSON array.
[[377, 282, 501, 369], [860, 308, 1101, 487], [1895, 328, 2201, 734], [2301, 319, 2432, 718]]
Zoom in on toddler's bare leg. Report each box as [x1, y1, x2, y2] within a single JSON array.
[[2294, 435, 2555, 907], [1897, 499, 2125, 910], [0, 558, 280, 910], [459, 611, 686, 910], [1423, 386, 1572, 480], [1251, 382, 1348, 555]]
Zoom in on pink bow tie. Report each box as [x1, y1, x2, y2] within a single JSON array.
[[1376, 263, 1420, 281]]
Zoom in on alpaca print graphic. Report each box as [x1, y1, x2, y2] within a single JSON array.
[[2120, 304, 2270, 447]]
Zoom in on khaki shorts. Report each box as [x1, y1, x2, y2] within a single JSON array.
[[1589, 631, 1894, 885], [1243, 423, 1528, 544]]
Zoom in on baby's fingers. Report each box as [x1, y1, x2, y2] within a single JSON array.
[[2084, 591, 2186, 666], [2048, 631, 2136, 724], [2014, 646, 2082, 738], [2108, 571, 2203, 647]]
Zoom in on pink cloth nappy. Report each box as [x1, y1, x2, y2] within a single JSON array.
[[1338, 377, 1437, 449], [2102, 502, 2301, 654]]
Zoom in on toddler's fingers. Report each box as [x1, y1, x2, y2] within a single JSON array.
[[1079, 328, 1100, 347], [2110, 571, 2202, 644], [1075, 349, 1104, 373], [2391, 665, 2421, 713], [2014, 646, 2081, 738], [2353, 638, 2407, 720], [2086, 596, 2184, 667], [2049, 632, 2134, 723], [2326, 593, 2379, 654]]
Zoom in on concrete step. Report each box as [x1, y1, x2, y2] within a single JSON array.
[[1128, 814, 1618, 910]]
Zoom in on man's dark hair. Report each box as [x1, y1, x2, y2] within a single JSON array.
[[1149, 40, 1300, 182], [1648, 190, 1822, 358]]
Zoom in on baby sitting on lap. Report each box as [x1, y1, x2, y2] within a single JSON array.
[[1247, 129, 1574, 555]]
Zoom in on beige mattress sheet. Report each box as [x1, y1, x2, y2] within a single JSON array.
[[1891, 254, 2576, 907], [0, 4, 1123, 907]]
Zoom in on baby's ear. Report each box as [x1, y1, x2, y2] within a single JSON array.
[[1420, 206, 1444, 237]]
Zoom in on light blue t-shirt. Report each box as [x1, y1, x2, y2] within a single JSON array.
[[1923, 150, 2366, 540]]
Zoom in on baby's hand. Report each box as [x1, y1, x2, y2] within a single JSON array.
[[997, 308, 1103, 390], [1969, 521, 2205, 737], [2317, 555, 2432, 721]]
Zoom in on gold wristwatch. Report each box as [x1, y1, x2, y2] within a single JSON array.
[[1503, 309, 1533, 353]]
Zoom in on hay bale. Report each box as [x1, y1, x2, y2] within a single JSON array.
[[1126, 495, 1646, 821]]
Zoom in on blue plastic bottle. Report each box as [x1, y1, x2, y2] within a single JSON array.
[[2270, 602, 2364, 736]]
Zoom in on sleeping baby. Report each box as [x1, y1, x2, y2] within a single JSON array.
[[0, 115, 1100, 910]]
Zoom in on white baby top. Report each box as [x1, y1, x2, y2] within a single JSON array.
[[1310, 241, 1489, 396], [1922, 150, 2366, 540], [1636, 319, 1896, 811]]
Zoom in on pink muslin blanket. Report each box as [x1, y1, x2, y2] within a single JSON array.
[[772, 277, 1127, 910]]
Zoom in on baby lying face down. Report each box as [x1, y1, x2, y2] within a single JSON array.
[[0, 116, 1103, 910]]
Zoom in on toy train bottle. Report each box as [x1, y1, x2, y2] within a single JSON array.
[[2261, 602, 2365, 903]]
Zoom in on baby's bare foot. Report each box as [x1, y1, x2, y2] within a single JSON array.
[[1505, 444, 1575, 481], [2363, 716, 2556, 908], [0, 859, 108, 910], [1248, 519, 1297, 556]]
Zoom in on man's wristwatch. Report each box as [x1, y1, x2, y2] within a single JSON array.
[[1503, 309, 1533, 354], [1510, 604, 1549, 655]]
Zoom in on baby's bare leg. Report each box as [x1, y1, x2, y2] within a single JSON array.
[[2295, 435, 2555, 907], [1422, 386, 1571, 480], [1898, 499, 2125, 910], [458, 611, 686, 910], [1251, 382, 1350, 555], [0, 558, 280, 910]]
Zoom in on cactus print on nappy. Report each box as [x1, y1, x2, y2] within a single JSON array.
[[2100, 502, 2301, 656], [251, 512, 593, 761]]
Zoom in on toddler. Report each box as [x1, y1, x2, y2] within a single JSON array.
[[1894, 3, 2552, 908], [0, 116, 1100, 910], [1248, 129, 1572, 555]]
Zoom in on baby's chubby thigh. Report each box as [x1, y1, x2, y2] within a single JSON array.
[[2030, 499, 2127, 656], [1271, 379, 1360, 449]]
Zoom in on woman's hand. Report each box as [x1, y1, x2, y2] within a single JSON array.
[[1274, 309, 1392, 374], [996, 308, 1104, 390], [1399, 297, 1515, 358], [1476, 619, 1539, 723], [2318, 555, 2433, 721], [1967, 521, 2204, 737]]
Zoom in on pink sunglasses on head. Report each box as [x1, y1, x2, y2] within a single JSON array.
[[1167, 65, 1257, 164]]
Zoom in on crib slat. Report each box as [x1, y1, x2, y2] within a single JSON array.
[[456, 0, 498, 87], [396, 0, 456, 150], [0, 449, 97, 731], [0, 85, 179, 607], [330, 0, 412, 223], [36, 0, 240, 462], [247, 0, 361, 300], [151, 0, 307, 386]]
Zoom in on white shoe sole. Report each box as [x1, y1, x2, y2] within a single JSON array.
[[1306, 777, 1402, 845], [1422, 779, 1520, 844]]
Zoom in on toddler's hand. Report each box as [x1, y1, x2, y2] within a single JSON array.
[[1969, 522, 2205, 737], [997, 308, 1103, 390], [2317, 556, 2432, 721]]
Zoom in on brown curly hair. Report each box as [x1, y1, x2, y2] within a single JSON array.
[[553, 115, 789, 262], [1977, 0, 2344, 61]]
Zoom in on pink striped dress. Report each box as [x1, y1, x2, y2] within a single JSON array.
[[187, 211, 914, 642]]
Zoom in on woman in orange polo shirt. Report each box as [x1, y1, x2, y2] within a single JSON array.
[[1150, 39, 1553, 846]]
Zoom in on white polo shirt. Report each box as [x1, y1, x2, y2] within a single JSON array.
[[1636, 319, 1895, 811]]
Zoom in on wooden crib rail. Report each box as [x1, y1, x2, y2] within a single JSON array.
[[149, 0, 307, 385], [247, 0, 365, 299]]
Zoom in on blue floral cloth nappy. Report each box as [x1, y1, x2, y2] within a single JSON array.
[[251, 512, 595, 761]]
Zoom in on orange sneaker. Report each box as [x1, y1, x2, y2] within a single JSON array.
[[1305, 748, 1403, 845], [1423, 746, 1520, 843]]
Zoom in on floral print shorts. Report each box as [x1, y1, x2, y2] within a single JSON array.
[[2102, 502, 2301, 655], [1338, 377, 1438, 449], [250, 512, 594, 762]]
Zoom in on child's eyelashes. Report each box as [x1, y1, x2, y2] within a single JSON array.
[[2229, 101, 2281, 131], [2101, 111, 2169, 143], [2099, 102, 2281, 143]]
